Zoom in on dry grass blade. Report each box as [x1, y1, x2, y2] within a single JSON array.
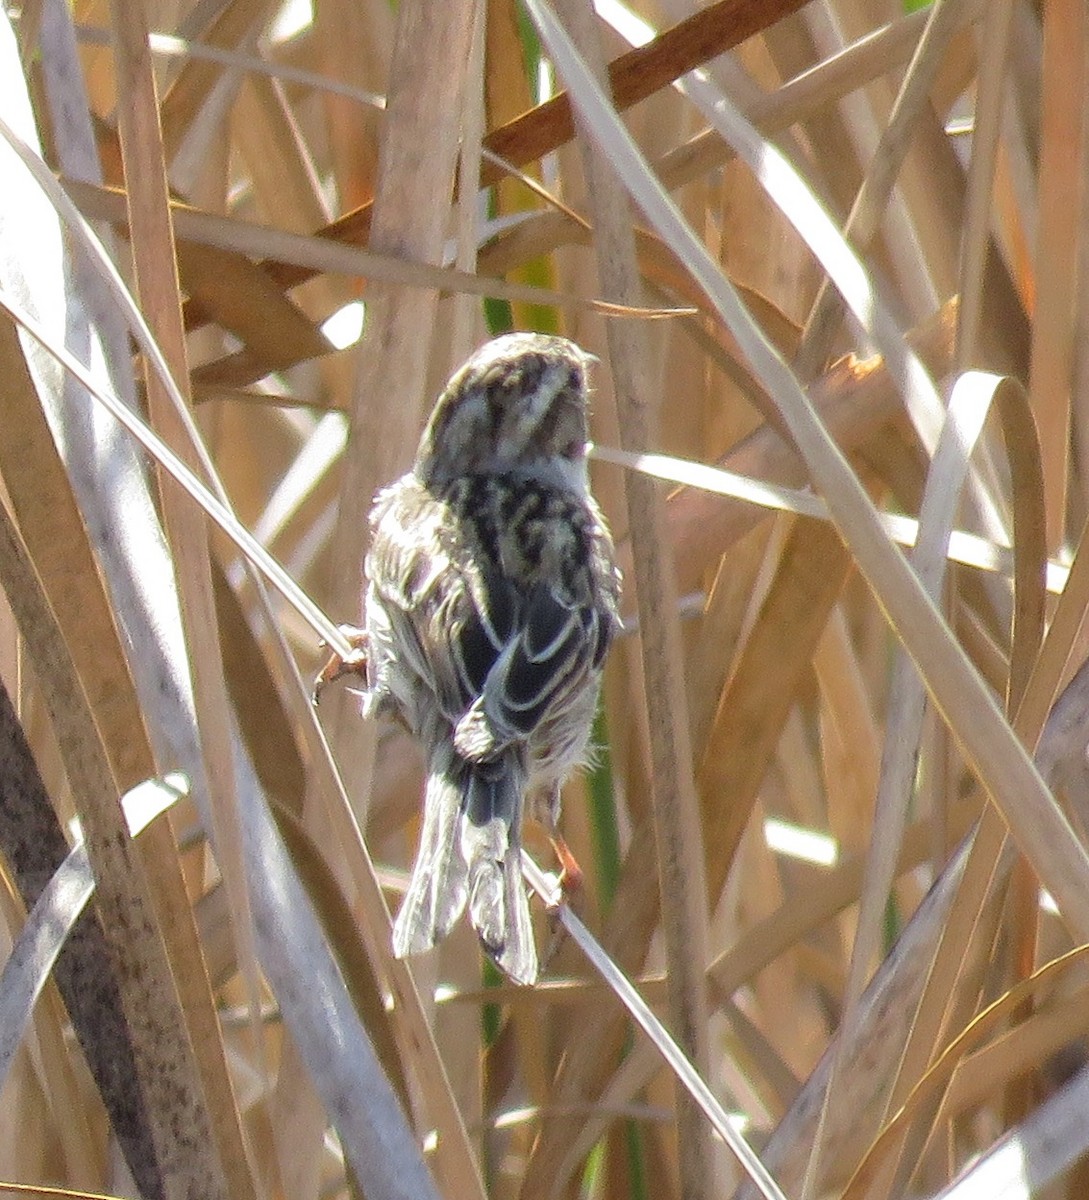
[[803, 370, 1043, 1195], [0, 771, 182, 1089], [845, 942, 1089, 1198], [0, 482, 228, 1200], [63, 180, 690, 335], [553, 4, 713, 1198], [955, 0, 1016, 371], [108, 10, 268, 1133], [699, 519, 851, 894], [793, 0, 981, 379], [319, 0, 477, 838], [0, 45, 247, 1177], [1027, 0, 1085, 549], [0, 287, 349, 654], [165, 0, 814, 315], [523, 858, 787, 1200], [935, 1062, 1089, 1200], [597, 441, 1061, 597]]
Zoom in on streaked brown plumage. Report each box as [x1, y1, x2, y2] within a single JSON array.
[[363, 333, 621, 984]]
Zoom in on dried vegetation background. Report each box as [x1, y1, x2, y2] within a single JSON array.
[[2, 0, 1089, 1198]]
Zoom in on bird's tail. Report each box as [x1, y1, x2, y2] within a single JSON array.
[[461, 752, 537, 985], [391, 740, 469, 960], [391, 743, 537, 985]]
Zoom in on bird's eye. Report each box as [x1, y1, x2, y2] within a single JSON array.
[[561, 438, 584, 460]]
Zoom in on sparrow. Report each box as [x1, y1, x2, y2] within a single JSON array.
[[360, 333, 621, 984]]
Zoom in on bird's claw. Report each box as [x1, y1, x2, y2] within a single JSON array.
[[548, 833, 584, 908], [312, 625, 369, 705]]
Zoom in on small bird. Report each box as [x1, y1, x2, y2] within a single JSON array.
[[361, 333, 621, 984]]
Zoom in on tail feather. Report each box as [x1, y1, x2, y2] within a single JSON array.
[[461, 754, 538, 985], [498, 844, 537, 985], [393, 744, 538, 985], [464, 815, 508, 951], [392, 748, 468, 958]]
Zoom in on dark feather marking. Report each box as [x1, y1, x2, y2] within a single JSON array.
[[503, 622, 583, 711], [451, 568, 519, 698], [479, 568, 517, 644], [462, 757, 516, 828], [523, 587, 576, 660], [453, 620, 496, 696], [504, 692, 555, 735], [529, 379, 574, 454], [591, 609, 612, 668]]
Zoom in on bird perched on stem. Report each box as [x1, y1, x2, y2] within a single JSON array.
[[358, 333, 621, 984]]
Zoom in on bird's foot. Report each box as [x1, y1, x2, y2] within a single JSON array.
[[312, 625, 368, 705], [547, 832, 584, 909]]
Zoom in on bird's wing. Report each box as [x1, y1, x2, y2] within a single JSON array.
[[367, 480, 617, 752], [366, 482, 510, 722], [453, 581, 611, 761]]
